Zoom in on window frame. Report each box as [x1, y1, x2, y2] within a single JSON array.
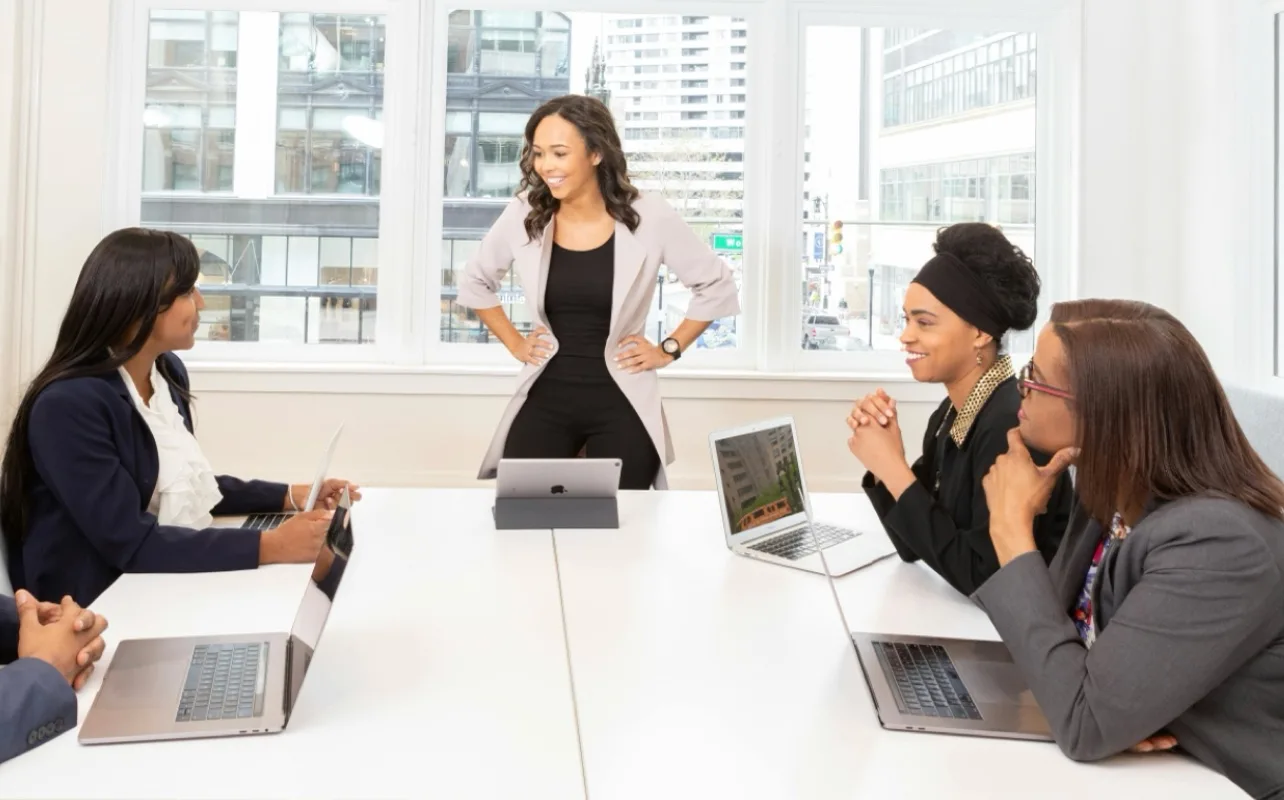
[[776, 1, 1077, 374], [104, 0, 1078, 381], [106, 0, 420, 365]]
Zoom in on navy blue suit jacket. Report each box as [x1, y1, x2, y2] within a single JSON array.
[[0, 595, 76, 765], [7, 353, 288, 605]]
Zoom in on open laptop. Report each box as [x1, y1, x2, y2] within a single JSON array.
[[79, 487, 354, 744], [708, 416, 895, 576], [808, 516, 1052, 740], [223, 423, 344, 530], [495, 457, 622, 499]]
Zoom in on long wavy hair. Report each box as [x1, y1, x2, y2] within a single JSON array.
[[1, 228, 201, 552], [1049, 299, 1284, 525], [516, 95, 640, 241]]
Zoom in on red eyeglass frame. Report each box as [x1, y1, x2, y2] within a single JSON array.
[[1018, 360, 1074, 400]]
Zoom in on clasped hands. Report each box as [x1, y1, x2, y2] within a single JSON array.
[[15, 590, 108, 691], [510, 327, 674, 373]]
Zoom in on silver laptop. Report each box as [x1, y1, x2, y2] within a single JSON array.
[[495, 457, 622, 499], [228, 423, 344, 530], [708, 416, 896, 576], [809, 520, 1052, 740], [79, 488, 354, 745]]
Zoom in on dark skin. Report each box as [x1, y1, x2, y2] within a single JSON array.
[[983, 324, 1177, 755], [476, 112, 710, 369]]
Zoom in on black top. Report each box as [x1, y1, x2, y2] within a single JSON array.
[[542, 234, 615, 380], [861, 377, 1076, 596]]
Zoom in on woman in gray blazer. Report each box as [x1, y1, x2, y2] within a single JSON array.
[[976, 299, 1284, 800]]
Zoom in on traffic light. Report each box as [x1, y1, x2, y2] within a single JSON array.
[[830, 220, 844, 255]]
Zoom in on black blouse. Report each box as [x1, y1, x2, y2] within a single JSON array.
[[861, 377, 1076, 596]]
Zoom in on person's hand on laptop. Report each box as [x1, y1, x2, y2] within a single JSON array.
[[259, 510, 331, 565], [287, 480, 361, 512], [15, 590, 109, 690]]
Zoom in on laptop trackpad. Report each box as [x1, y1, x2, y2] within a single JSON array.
[[957, 662, 1035, 706]]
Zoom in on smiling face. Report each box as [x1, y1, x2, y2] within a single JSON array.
[[530, 112, 602, 204], [900, 282, 990, 384]]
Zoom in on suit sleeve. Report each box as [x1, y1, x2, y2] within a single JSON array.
[[28, 390, 261, 580], [653, 198, 741, 321], [211, 476, 289, 516], [972, 518, 1283, 761], [454, 198, 523, 310], [0, 598, 76, 765], [860, 402, 947, 566], [872, 421, 1011, 596]]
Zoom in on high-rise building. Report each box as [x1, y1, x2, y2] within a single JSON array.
[[599, 15, 748, 226]]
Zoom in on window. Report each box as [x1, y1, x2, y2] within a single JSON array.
[[438, 11, 748, 354], [883, 30, 1036, 127], [115, 3, 1067, 375], [800, 25, 1039, 360], [140, 9, 387, 347]]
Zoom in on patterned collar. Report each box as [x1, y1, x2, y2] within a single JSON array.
[[948, 354, 1015, 446]]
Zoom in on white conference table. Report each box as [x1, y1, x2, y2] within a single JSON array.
[[0, 489, 583, 800], [555, 489, 1247, 800], [0, 488, 1248, 799]]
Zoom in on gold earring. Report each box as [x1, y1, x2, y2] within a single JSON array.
[[975, 350, 983, 366]]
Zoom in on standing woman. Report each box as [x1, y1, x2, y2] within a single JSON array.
[[844, 223, 1074, 595], [1, 228, 359, 605], [456, 95, 740, 489]]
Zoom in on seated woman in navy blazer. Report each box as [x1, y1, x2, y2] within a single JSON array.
[[0, 228, 360, 605]]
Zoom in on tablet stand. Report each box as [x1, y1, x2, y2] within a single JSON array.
[[492, 496, 620, 529]]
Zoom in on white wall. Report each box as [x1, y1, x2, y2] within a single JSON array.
[[0, 0, 1273, 492]]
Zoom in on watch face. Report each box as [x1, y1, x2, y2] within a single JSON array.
[[663, 339, 678, 353]]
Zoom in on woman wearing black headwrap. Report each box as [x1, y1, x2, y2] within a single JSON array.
[[843, 223, 1075, 595]]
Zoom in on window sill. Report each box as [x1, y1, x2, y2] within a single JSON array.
[[185, 360, 948, 402]]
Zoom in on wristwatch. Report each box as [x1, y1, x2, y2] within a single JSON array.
[[660, 337, 682, 361]]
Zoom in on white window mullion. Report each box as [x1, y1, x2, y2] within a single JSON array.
[[232, 12, 280, 199]]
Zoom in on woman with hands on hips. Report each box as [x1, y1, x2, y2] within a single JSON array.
[[845, 223, 1074, 595], [0, 229, 360, 606], [974, 300, 1284, 797], [456, 95, 740, 489]]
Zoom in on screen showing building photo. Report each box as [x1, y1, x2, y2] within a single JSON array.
[[714, 425, 806, 534]]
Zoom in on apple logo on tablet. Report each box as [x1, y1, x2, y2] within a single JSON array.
[[550, 485, 566, 495]]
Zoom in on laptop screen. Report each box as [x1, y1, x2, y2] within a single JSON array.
[[283, 487, 353, 716], [712, 422, 808, 537]]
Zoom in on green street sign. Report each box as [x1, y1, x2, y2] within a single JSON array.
[[711, 233, 743, 252]]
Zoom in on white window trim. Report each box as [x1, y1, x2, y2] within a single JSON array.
[[101, 0, 1080, 390], [105, 0, 420, 366]]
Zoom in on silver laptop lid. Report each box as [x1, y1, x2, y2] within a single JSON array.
[[708, 416, 813, 546], [283, 486, 353, 718], [300, 423, 345, 512]]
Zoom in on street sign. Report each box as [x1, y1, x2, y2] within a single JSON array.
[[711, 233, 743, 252], [813, 231, 823, 260]]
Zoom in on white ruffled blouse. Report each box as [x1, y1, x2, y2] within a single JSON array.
[[119, 364, 224, 528]]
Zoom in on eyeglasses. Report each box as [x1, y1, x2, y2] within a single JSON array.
[[1018, 360, 1074, 400]]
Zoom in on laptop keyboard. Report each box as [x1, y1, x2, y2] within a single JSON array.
[[176, 642, 268, 723], [241, 513, 292, 530], [747, 523, 856, 561], [872, 640, 983, 721]]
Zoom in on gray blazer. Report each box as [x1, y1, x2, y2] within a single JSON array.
[[974, 497, 1284, 800], [0, 596, 76, 765], [456, 192, 741, 488]]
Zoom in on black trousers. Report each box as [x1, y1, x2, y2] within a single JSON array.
[[503, 357, 660, 490]]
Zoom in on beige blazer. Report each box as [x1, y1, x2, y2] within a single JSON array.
[[455, 191, 741, 489]]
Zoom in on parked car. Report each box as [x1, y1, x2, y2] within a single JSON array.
[[802, 313, 849, 349]]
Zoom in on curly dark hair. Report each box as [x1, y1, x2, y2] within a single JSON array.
[[517, 95, 640, 242], [932, 222, 1041, 344]]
